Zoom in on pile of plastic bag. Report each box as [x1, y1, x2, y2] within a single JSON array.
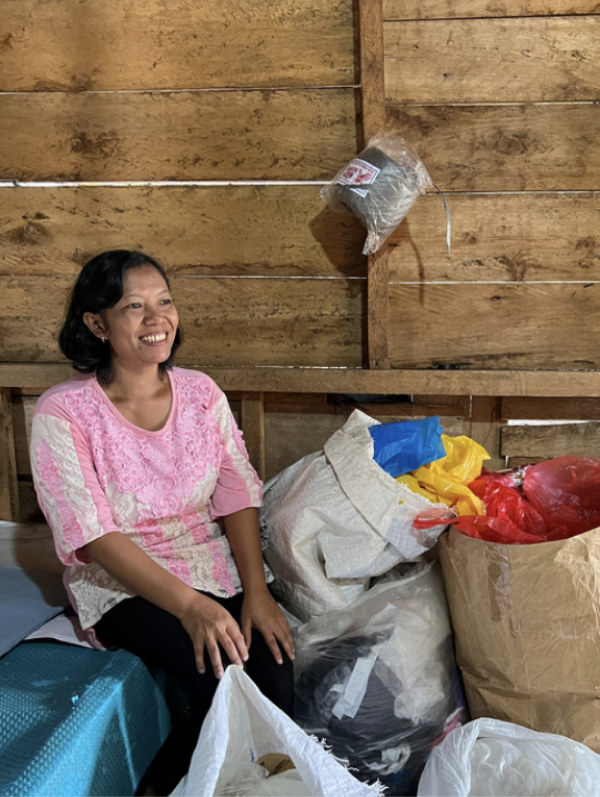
[[259, 412, 503, 794], [454, 456, 600, 544]]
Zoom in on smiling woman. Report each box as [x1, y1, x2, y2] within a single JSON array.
[[29, 250, 295, 788]]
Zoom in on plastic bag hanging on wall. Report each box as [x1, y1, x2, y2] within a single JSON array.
[[321, 134, 433, 255]]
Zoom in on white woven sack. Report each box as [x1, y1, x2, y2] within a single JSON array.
[[171, 666, 382, 797], [262, 410, 452, 621], [417, 717, 600, 797]]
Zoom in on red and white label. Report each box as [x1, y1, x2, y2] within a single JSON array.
[[336, 158, 380, 196]]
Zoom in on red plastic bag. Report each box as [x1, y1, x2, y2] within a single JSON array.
[[454, 480, 547, 545], [455, 457, 600, 545], [523, 456, 600, 537]]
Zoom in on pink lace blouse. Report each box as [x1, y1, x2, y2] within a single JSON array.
[[30, 367, 263, 630]]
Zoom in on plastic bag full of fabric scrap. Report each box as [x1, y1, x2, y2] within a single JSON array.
[[172, 666, 382, 797], [293, 561, 467, 796], [320, 133, 433, 255], [261, 410, 454, 622]]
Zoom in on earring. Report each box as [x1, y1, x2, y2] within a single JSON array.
[[101, 336, 107, 344]]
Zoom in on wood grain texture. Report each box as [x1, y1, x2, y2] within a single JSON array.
[[0, 276, 365, 367], [0, 89, 357, 182], [358, 0, 386, 144], [240, 392, 266, 481], [470, 396, 503, 470], [0, 389, 20, 521], [502, 397, 600, 421], [1, 0, 355, 92], [385, 105, 600, 191], [4, 363, 600, 397], [0, 186, 366, 278], [388, 193, 600, 283], [387, 283, 600, 370], [501, 422, 600, 458], [367, 246, 390, 368], [383, 1, 600, 19], [385, 17, 600, 104]]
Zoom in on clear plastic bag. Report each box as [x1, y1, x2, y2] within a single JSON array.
[[321, 134, 433, 255], [294, 562, 467, 796], [417, 718, 600, 797]]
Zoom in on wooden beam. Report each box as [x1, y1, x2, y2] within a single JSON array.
[[358, 0, 389, 368], [367, 246, 390, 369], [239, 392, 266, 482], [0, 388, 20, 521], [4, 363, 600, 397], [358, 0, 385, 145], [383, 1, 600, 20], [501, 423, 600, 460]]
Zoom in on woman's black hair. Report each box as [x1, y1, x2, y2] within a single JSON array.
[[59, 250, 182, 385]]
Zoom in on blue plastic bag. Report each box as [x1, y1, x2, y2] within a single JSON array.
[[369, 416, 445, 478]]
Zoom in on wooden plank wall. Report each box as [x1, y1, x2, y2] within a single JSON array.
[[383, 1, 600, 371], [382, 0, 600, 470], [3, 0, 600, 521], [0, 0, 364, 370]]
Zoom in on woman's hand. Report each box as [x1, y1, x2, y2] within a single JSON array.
[[241, 587, 295, 665], [179, 592, 249, 679]]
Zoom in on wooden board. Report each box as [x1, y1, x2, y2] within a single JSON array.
[[264, 410, 466, 480], [0, 389, 20, 521], [501, 422, 600, 458], [1, 0, 355, 92], [502, 397, 600, 421], [383, 1, 600, 18], [388, 192, 600, 283], [385, 17, 600, 104], [0, 186, 366, 278], [0, 276, 365, 367], [385, 105, 600, 192], [387, 283, 600, 370], [0, 89, 356, 182], [5, 363, 600, 398]]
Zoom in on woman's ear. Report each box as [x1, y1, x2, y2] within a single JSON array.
[[83, 312, 108, 341]]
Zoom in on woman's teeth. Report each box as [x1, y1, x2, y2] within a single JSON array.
[[141, 333, 167, 343]]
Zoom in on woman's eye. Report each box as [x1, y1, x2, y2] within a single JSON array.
[[127, 303, 142, 309], [160, 299, 172, 306]]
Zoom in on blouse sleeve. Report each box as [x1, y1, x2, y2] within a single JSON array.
[[208, 388, 263, 519], [30, 397, 121, 567]]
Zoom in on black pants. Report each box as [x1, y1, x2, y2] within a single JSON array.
[[95, 590, 294, 793], [95, 589, 294, 717]]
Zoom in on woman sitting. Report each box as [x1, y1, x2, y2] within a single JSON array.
[[30, 249, 294, 780]]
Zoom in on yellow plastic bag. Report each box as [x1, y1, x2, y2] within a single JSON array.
[[396, 435, 490, 516]]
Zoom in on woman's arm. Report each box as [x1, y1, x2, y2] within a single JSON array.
[[83, 532, 248, 678], [224, 507, 295, 664]]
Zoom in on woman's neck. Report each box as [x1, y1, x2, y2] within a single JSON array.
[[102, 361, 165, 402], [99, 362, 174, 432]]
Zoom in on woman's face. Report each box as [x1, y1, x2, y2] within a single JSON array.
[[85, 264, 179, 371]]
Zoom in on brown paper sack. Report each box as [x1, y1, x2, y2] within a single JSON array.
[[440, 525, 600, 751]]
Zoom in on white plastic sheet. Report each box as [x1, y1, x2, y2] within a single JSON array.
[[171, 666, 382, 797], [417, 717, 600, 797], [261, 410, 453, 621]]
